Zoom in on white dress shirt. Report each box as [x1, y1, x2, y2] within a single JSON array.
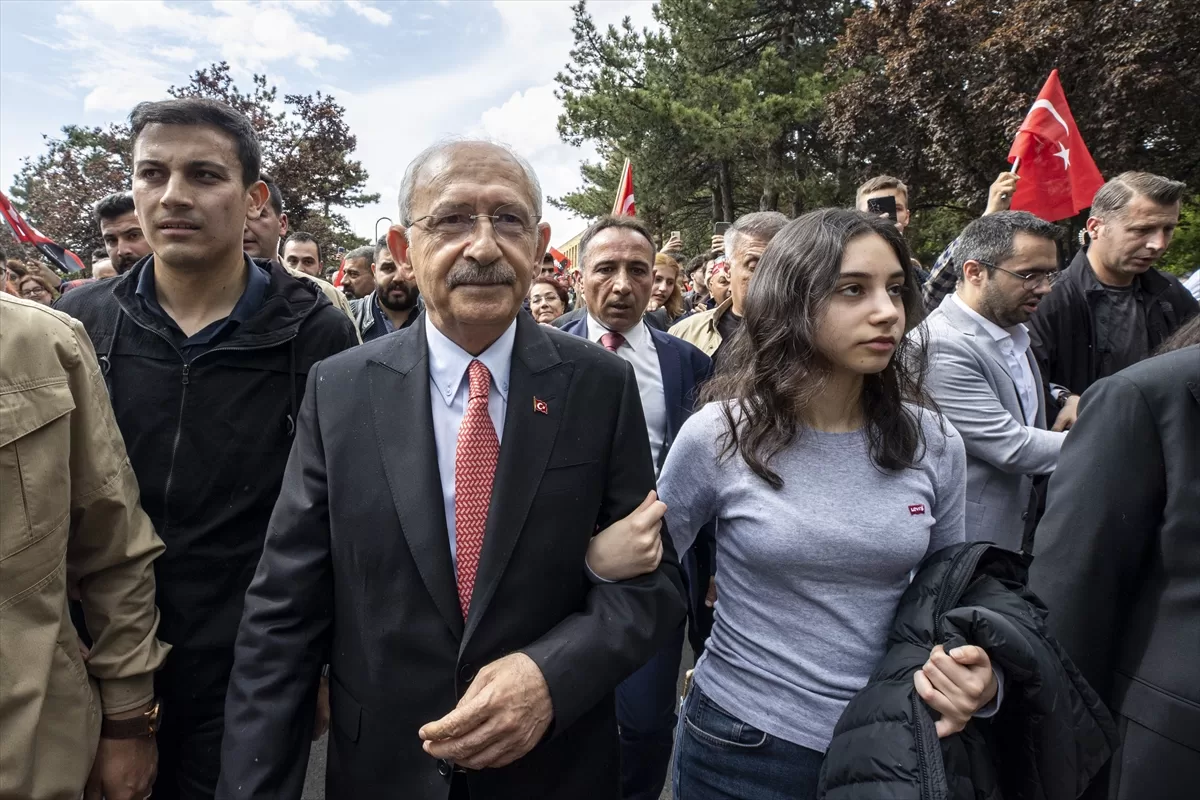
[[425, 315, 515, 569], [952, 294, 1039, 425], [586, 314, 667, 471]]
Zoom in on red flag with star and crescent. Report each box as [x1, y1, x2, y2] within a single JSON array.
[[1007, 70, 1104, 222], [611, 158, 636, 217]]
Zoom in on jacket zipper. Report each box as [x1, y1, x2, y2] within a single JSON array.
[[912, 692, 935, 800], [932, 543, 987, 642], [113, 307, 301, 534], [161, 363, 190, 531]]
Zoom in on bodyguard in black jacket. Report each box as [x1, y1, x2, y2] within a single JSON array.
[[55, 97, 360, 798], [819, 543, 1117, 800], [1031, 344, 1200, 799]]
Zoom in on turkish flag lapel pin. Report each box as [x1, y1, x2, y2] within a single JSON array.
[[533, 397, 549, 415]]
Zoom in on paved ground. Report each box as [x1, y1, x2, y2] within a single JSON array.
[[302, 647, 695, 800]]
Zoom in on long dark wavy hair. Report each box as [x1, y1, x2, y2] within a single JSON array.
[[700, 208, 930, 489]]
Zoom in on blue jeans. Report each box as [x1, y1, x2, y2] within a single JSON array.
[[673, 685, 824, 800], [616, 621, 686, 800]]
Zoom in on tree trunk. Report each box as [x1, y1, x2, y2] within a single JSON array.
[[760, 136, 785, 211], [719, 160, 735, 222]]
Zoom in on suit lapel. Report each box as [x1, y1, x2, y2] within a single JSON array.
[[368, 320, 464, 639], [940, 299, 1026, 413], [651, 327, 684, 442], [1027, 350, 1047, 428], [463, 313, 572, 645]]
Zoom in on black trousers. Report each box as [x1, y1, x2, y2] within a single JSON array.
[[153, 648, 234, 800]]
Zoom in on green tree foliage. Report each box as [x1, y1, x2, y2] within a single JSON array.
[[825, 0, 1200, 211], [555, 0, 859, 256], [8, 62, 377, 261]]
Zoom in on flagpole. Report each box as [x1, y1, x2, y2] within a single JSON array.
[[1010, 157, 1020, 175]]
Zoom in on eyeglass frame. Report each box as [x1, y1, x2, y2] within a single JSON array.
[[971, 260, 1062, 290], [405, 203, 541, 240]]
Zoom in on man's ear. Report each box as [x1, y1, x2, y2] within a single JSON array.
[[247, 180, 270, 220], [535, 222, 552, 265], [278, 212, 289, 238], [387, 225, 411, 268], [961, 259, 985, 285], [1085, 215, 1103, 240]]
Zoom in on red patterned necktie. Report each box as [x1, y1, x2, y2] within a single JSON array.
[[600, 331, 626, 352], [454, 359, 499, 618]]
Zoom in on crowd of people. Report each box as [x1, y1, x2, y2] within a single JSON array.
[[1, 93, 1198, 800]]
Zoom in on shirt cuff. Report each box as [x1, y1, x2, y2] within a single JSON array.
[[972, 663, 1005, 719], [584, 558, 617, 584]]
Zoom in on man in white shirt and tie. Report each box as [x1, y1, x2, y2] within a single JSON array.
[[219, 141, 685, 800], [913, 211, 1067, 552], [560, 215, 711, 800]]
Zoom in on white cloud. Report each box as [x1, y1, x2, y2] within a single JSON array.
[[345, 0, 392, 26], [38, 0, 353, 112]]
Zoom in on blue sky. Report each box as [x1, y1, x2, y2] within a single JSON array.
[[0, 0, 659, 246]]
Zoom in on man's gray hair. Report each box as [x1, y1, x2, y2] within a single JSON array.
[[398, 138, 543, 226], [345, 245, 374, 264], [1090, 171, 1187, 220], [953, 211, 1062, 276], [725, 211, 790, 259]]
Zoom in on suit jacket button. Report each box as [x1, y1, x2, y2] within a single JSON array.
[[437, 759, 451, 778], [459, 663, 476, 684]]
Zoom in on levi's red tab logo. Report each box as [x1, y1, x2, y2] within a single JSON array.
[[908, 504, 926, 516]]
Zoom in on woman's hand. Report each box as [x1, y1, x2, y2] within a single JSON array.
[[585, 491, 666, 581], [914, 644, 998, 738]]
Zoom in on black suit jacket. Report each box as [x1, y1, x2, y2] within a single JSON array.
[[217, 312, 687, 800], [1030, 344, 1200, 797]]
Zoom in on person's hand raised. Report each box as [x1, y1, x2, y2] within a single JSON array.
[[985, 172, 1020, 216]]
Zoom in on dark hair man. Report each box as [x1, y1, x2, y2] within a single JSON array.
[[1029, 171, 1199, 430], [1030, 338, 1200, 798], [54, 97, 359, 798], [95, 191, 150, 274], [340, 244, 375, 300], [242, 174, 357, 326], [0, 295, 169, 800], [557, 214, 711, 800], [684, 254, 711, 311], [539, 250, 558, 278], [669, 211, 788, 365], [914, 211, 1066, 551], [348, 236, 421, 341], [281, 231, 322, 277], [219, 139, 685, 799]]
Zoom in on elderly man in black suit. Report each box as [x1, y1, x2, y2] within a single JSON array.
[[217, 140, 686, 800]]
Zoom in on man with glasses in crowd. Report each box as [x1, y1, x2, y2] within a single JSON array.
[[913, 211, 1067, 551], [220, 139, 684, 800]]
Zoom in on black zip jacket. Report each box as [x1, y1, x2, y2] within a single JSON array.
[[818, 543, 1118, 800], [55, 257, 359, 651], [1029, 248, 1198, 426]]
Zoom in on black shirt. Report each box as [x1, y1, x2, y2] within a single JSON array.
[[711, 309, 743, 371]]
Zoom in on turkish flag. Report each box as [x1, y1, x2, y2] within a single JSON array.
[[611, 159, 636, 217], [1007, 70, 1104, 222], [0, 190, 86, 275]]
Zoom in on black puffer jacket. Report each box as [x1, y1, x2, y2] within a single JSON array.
[[818, 543, 1118, 800]]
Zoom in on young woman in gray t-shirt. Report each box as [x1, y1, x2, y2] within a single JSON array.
[[656, 209, 998, 799]]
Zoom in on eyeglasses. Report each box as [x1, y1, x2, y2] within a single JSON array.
[[408, 204, 537, 240], [975, 261, 1063, 290]]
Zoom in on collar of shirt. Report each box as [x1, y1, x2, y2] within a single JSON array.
[[586, 312, 648, 351], [136, 254, 270, 344], [951, 293, 1030, 352], [425, 314, 515, 407]]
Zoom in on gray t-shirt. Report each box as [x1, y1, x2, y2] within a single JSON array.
[[659, 402, 966, 753], [1094, 283, 1148, 377]]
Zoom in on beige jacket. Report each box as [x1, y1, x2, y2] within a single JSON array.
[[0, 296, 169, 800], [284, 266, 362, 342], [668, 297, 734, 357]]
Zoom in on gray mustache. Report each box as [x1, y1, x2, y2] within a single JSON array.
[[446, 260, 516, 289]]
